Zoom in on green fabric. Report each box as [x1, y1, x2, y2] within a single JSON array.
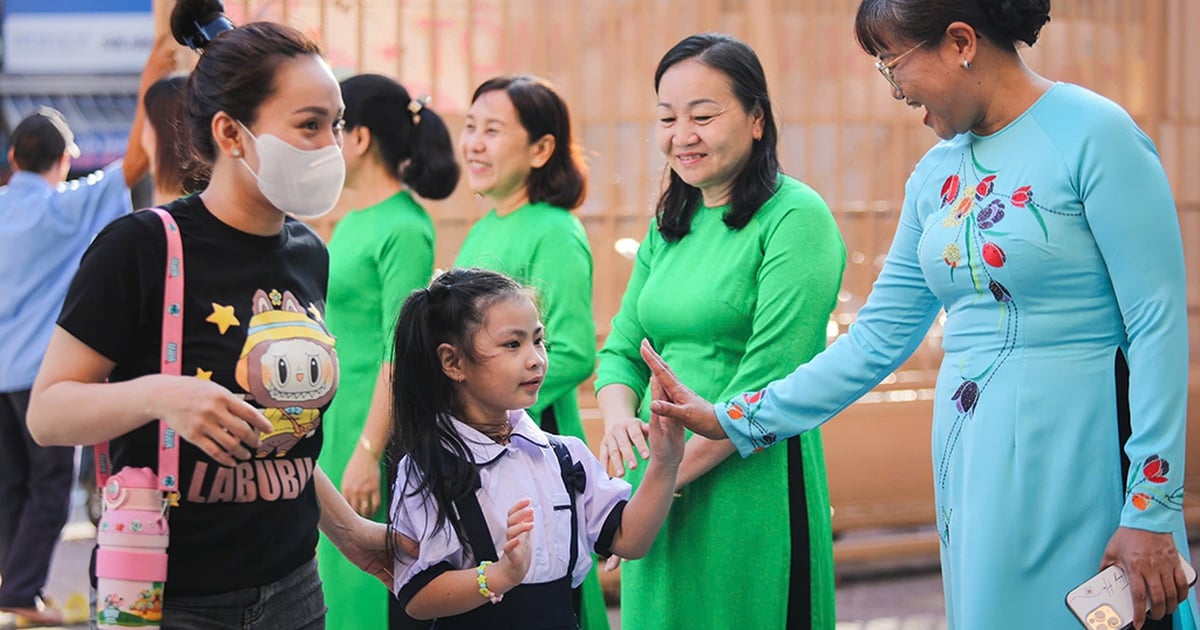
[[317, 191, 435, 630], [595, 175, 845, 629], [454, 201, 608, 630]]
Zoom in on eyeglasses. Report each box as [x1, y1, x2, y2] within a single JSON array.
[[875, 42, 924, 96]]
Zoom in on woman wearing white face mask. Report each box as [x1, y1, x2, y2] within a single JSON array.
[[25, 0, 402, 626]]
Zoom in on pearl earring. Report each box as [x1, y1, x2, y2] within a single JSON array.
[[962, 60, 971, 70], [232, 148, 241, 157]]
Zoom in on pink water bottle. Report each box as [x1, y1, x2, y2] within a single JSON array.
[[95, 467, 168, 629]]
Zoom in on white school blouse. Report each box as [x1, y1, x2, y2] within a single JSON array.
[[390, 409, 631, 596]]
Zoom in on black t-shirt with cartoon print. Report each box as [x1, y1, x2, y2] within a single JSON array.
[[59, 194, 338, 596]]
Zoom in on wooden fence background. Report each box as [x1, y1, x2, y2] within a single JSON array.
[[157, 0, 1200, 558]]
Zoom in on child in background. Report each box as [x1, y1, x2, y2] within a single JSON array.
[[387, 268, 683, 628]]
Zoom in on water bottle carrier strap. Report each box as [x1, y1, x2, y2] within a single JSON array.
[[94, 208, 183, 495]]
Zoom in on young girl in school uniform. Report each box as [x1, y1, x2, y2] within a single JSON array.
[[387, 268, 683, 628]]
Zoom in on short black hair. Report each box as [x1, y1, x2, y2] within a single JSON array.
[[10, 106, 79, 174], [470, 75, 587, 210], [653, 33, 780, 242]]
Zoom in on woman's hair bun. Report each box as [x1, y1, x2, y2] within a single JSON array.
[[171, 0, 235, 51], [980, 0, 1051, 47]]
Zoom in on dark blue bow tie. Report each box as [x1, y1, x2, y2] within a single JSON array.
[[562, 459, 587, 494]]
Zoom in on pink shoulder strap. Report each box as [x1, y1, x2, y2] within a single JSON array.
[[94, 208, 183, 504]]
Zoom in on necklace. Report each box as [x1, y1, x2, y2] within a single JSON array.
[[471, 421, 514, 445]]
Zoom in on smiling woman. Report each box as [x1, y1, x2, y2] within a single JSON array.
[[642, 2, 1199, 629], [25, 0, 397, 626], [595, 32, 846, 630]]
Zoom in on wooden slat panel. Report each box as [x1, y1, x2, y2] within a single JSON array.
[[157, 0, 1200, 540]]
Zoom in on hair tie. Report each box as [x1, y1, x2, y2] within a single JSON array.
[[407, 95, 432, 125], [183, 15, 236, 52]]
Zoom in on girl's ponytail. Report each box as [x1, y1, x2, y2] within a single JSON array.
[[389, 285, 474, 550], [339, 74, 460, 201], [388, 269, 526, 556]]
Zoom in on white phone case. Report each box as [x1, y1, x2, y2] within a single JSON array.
[[1065, 552, 1197, 629]]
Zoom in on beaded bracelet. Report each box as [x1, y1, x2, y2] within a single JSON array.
[[476, 560, 504, 604]]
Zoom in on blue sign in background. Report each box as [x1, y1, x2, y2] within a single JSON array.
[[7, 0, 150, 13]]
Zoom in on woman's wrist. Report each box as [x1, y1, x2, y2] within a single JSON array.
[[357, 435, 383, 461]]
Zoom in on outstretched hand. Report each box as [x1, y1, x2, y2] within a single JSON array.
[[640, 339, 728, 440], [647, 376, 685, 467]]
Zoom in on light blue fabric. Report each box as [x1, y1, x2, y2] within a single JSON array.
[[715, 84, 1198, 628], [0, 162, 129, 390]]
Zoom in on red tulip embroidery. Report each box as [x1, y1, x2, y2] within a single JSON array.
[[1126, 455, 1184, 512], [1142, 455, 1170, 483], [744, 390, 764, 405], [982, 242, 1006, 267], [941, 175, 961, 207], [1010, 185, 1032, 208], [974, 175, 997, 201]]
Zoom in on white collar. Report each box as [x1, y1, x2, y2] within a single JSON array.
[[447, 409, 550, 465]]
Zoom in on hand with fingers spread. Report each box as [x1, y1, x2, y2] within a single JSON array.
[[153, 375, 274, 467], [599, 414, 650, 478], [640, 339, 727, 441], [1101, 527, 1192, 628]]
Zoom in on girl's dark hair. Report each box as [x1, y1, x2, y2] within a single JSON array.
[[653, 33, 780, 242], [170, 0, 322, 169], [854, 0, 1051, 56], [387, 268, 528, 553], [470, 75, 587, 210], [143, 75, 209, 195], [341, 74, 460, 200]]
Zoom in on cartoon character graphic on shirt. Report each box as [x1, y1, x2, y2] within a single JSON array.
[[234, 288, 338, 457]]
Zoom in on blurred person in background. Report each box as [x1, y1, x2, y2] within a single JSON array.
[[0, 33, 173, 627], [140, 74, 210, 205], [317, 73, 459, 630]]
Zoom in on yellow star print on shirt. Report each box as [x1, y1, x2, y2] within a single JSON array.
[[195, 368, 213, 380], [206, 303, 240, 335]]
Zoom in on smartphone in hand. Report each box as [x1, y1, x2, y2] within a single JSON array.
[[1065, 552, 1197, 629]]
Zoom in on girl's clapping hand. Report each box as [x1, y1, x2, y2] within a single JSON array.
[[497, 498, 535, 584]]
